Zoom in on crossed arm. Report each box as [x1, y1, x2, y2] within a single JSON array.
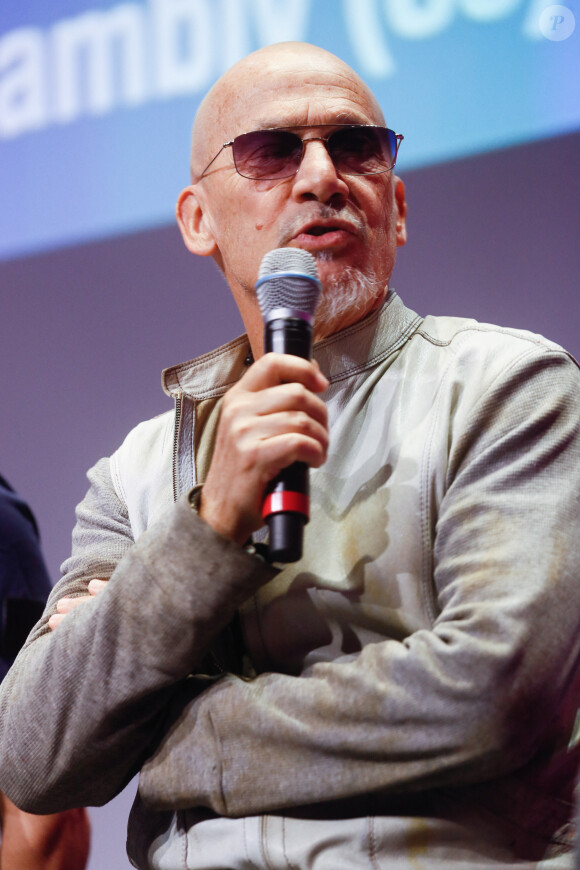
[[1, 349, 580, 822], [0, 354, 328, 812]]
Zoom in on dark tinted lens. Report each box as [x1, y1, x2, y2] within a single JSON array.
[[232, 130, 303, 179], [328, 127, 396, 175]]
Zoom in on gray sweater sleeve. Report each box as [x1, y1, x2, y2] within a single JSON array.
[[136, 350, 580, 817], [0, 459, 276, 813]]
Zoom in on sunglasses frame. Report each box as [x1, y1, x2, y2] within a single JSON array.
[[198, 124, 404, 181]]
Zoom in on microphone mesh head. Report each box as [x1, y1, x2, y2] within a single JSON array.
[[257, 248, 321, 317]]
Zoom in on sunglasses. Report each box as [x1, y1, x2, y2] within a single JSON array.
[[198, 125, 403, 181]]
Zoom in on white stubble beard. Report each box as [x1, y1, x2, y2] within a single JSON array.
[[312, 253, 387, 340]]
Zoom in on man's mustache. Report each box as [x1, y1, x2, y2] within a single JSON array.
[[278, 205, 367, 247]]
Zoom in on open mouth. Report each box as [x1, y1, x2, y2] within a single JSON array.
[[291, 222, 356, 250], [307, 226, 340, 237]]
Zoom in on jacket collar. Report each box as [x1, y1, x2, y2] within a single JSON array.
[[162, 290, 422, 401]]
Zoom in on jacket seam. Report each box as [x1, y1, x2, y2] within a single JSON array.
[[324, 314, 424, 385], [109, 451, 128, 512], [164, 335, 249, 377], [207, 708, 228, 816], [419, 340, 465, 623], [419, 336, 563, 625], [416, 322, 579, 366]]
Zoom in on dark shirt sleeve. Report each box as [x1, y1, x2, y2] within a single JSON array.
[[0, 476, 52, 682]]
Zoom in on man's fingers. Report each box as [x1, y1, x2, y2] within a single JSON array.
[[88, 578, 108, 596], [199, 354, 330, 545], [48, 579, 109, 631], [233, 411, 328, 458], [255, 430, 328, 474], [239, 352, 329, 394], [48, 613, 65, 631], [257, 382, 328, 426], [56, 597, 90, 615], [222, 382, 328, 438]]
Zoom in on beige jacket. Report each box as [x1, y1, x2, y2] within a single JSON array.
[[1, 293, 580, 869]]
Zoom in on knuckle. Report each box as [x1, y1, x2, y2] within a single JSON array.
[[221, 392, 242, 416], [293, 411, 315, 434], [230, 416, 250, 439], [238, 441, 260, 471], [287, 382, 309, 404], [221, 396, 251, 429], [258, 352, 282, 378]]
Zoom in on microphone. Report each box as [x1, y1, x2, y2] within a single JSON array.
[[256, 248, 322, 563]]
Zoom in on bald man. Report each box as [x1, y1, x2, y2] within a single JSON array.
[[1, 43, 580, 870]]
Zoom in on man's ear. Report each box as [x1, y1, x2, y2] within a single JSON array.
[[394, 177, 407, 247], [176, 185, 217, 257]]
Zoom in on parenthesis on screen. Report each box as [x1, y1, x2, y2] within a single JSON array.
[[342, 0, 397, 78]]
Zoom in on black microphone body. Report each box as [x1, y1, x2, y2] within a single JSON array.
[[256, 249, 321, 563], [263, 314, 312, 563]]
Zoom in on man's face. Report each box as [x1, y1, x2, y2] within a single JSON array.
[[184, 51, 407, 341]]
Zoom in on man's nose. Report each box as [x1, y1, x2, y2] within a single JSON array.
[[291, 138, 350, 204]]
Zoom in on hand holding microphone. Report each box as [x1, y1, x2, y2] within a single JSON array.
[[198, 249, 328, 560], [256, 248, 322, 562]]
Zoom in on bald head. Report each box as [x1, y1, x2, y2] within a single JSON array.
[[177, 41, 406, 351], [190, 42, 386, 181]]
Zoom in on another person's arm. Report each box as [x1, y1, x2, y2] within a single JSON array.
[[0, 791, 90, 870], [0, 475, 92, 858]]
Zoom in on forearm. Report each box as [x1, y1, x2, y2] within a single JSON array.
[[0, 794, 90, 870], [139, 586, 580, 818], [0, 491, 275, 813], [138, 351, 580, 816]]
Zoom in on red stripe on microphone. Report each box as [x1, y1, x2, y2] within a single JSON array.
[[262, 491, 310, 520]]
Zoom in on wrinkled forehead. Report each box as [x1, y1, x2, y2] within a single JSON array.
[[236, 70, 380, 128]]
